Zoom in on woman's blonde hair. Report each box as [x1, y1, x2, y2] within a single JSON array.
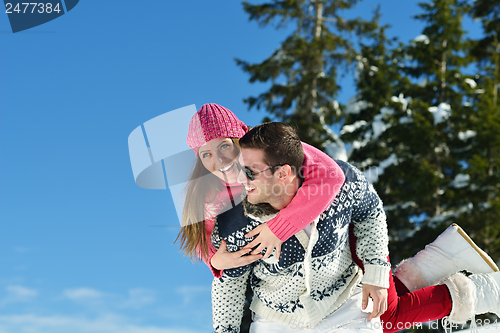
[[175, 138, 240, 262]]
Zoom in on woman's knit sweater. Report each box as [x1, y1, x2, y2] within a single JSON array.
[[211, 161, 390, 332]]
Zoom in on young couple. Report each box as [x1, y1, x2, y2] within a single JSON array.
[[177, 103, 500, 333]]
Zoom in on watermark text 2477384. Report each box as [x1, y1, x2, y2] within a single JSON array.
[[5, 2, 62, 14], [3, 0, 79, 33]]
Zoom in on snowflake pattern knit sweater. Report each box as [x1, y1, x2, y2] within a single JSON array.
[[211, 161, 390, 332]]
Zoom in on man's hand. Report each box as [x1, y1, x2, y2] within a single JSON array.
[[244, 223, 283, 260], [362, 284, 388, 321], [210, 240, 263, 270]]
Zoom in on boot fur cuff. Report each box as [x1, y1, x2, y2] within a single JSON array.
[[394, 258, 429, 292], [440, 273, 475, 324]]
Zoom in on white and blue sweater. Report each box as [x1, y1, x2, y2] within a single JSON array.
[[211, 161, 390, 332]]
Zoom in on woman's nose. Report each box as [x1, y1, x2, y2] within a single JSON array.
[[213, 153, 223, 166], [215, 151, 230, 165]]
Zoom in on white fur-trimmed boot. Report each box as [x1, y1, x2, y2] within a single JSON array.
[[440, 272, 500, 324], [394, 224, 499, 292]]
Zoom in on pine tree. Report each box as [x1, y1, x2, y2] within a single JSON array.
[[237, 0, 378, 151], [341, 0, 475, 260], [454, 0, 500, 260], [340, 22, 418, 253], [455, 1, 500, 322]]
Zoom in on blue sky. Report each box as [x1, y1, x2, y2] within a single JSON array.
[[0, 1, 482, 332]]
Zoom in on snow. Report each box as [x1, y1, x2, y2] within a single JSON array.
[[458, 130, 477, 141], [413, 34, 430, 44], [355, 55, 367, 74], [332, 100, 341, 116], [371, 107, 394, 139], [479, 202, 491, 209], [429, 203, 473, 226], [345, 96, 369, 115], [369, 66, 379, 75], [356, 61, 364, 73], [418, 78, 428, 87], [325, 139, 348, 161], [391, 93, 411, 111], [349, 139, 369, 152], [399, 116, 413, 124], [271, 49, 291, 61], [364, 153, 398, 184], [380, 107, 394, 115], [357, 158, 374, 170], [392, 94, 413, 124], [372, 119, 389, 139], [428, 102, 451, 125], [465, 78, 477, 88], [429, 211, 453, 224], [450, 174, 470, 188], [379, 153, 398, 169], [341, 120, 367, 134], [384, 201, 417, 211]]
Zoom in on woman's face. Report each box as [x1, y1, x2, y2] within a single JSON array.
[[198, 137, 240, 183]]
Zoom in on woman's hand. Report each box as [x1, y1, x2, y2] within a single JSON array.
[[244, 223, 283, 260], [210, 240, 263, 270]]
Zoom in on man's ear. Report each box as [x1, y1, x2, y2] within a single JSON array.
[[277, 164, 293, 180]]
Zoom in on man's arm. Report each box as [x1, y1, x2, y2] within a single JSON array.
[[353, 198, 391, 287], [212, 267, 252, 333], [354, 196, 391, 320], [342, 161, 390, 286], [210, 207, 259, 332], [347, 163, 391, 319]]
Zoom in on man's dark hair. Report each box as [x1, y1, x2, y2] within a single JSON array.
[[239, 122, 304, 175]]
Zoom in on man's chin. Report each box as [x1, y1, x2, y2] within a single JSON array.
[[247, 196, 267, 207], [246, 196, 258, 205], [242, 197, 279, 218]]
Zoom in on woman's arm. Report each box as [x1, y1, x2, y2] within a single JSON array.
[[199, 209, 261, 278], [206, 143, 345, 269], [245, 142, 345, 257], [205, 240, 262, 278], [266, 142, 345, 241], [195, 215, 224, 277]]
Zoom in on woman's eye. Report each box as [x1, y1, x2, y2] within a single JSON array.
[[220, 143, 231, 150], [201, 152, 211, 159]]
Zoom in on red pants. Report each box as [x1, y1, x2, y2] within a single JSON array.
[[382, 270, 452, 332], [349, 226, 452, 333]]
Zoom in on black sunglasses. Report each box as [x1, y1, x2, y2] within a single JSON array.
[[243, 164, 284, 181]]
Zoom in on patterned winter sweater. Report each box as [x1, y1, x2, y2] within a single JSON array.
[[211, 161, 390, 332]]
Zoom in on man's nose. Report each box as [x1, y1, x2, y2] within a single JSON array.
[[236, 164, 247, 184]]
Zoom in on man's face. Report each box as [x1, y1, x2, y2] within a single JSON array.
[[237, 148, 280, 206]]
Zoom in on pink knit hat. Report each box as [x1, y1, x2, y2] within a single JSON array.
[[186, 103, 248, 155]]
